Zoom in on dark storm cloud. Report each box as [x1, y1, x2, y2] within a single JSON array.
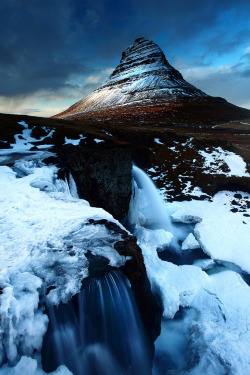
[[1, 0, 250, 97], [0, 0, 94, 96]]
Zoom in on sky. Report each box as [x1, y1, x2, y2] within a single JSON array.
[[0, 0, 250, 117]]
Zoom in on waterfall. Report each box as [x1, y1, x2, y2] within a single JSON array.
[[129, 165, 193, 252], [129, 165, 173, 232], [42, 270, 151, 375]]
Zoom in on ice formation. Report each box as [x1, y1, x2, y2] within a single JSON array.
[[129, 165, 250, 374], [0, 152, 130, 373]]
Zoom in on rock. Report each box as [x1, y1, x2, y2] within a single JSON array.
[[234, 193, 242, 199], [56, 143, 132, 220], [82, 219, 162, 349]]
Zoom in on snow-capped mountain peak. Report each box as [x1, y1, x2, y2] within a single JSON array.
[[54, 38, 207, 120], [53, 37, 250, 125]]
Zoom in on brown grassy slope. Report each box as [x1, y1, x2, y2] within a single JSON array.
[[1, 112, 250, 199], [53, 98, 250, 127]]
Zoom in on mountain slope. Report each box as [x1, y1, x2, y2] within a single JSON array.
[[54, 37, 250, 126]]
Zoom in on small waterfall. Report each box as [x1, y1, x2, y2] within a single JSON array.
[[129, 166, 173, 231], [42, 270, 151, 375], [69, 173, 79, 198], [129, 165, 198, 254]]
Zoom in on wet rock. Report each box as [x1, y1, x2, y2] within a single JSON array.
[[234, 193, 242, 199]]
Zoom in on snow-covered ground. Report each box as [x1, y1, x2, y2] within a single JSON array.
[[199, 147, 250, 177], [171, 191, 250, 273], [0, 122, 55, 155]]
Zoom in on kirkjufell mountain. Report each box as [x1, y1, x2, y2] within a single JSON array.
[[54, 37, 250, 125]]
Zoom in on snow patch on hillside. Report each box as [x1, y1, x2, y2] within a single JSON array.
[[171, 191, 250, 273], [0, 122, 55, 154], [199, 147, 250, 177]]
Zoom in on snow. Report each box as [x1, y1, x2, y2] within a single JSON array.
[[199, 147, 250, 177], [0, 356, 73, 374], [153, 270, 250, 374], [64, 135, 85, 146], [134, 225, 209, 318], [148, 167, 157, 173], [94, 138, 105, 143], [193, 259, 215, 270], [186, 270, 250, 374], [0, 150, 130, 372], [0, 122, 55, 155], [171, 191, 250, 273], [154, 138, 164, 145], [181, 233, 200, 251], [130, 167, 250, 374]]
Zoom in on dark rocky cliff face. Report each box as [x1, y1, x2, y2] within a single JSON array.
[[55, 143, 132, 221]]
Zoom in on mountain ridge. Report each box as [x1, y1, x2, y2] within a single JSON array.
[[54, 37, 250, 126]]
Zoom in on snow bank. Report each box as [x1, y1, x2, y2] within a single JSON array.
[[0, 152, 130, 371], [134, 225, 209, 318], [171, 191, 250, 273], [186, 270, 250, 374], [0, 356, 72, 374], [130, 166, 250, 374]]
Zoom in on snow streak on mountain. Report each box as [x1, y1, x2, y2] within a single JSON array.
[[54, 38, 250, 125], [56, 38, 207, 119]]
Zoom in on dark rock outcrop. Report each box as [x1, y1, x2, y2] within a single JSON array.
[[55, 143, 132, 220]]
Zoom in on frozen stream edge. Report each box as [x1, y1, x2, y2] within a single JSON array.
[[129, 166, 250, 375]]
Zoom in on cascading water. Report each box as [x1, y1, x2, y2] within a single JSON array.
[[128, 165, 206, 258], [42, 270, 151, 375], [129, 165, 173, 232]]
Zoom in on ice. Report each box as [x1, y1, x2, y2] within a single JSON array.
[[192, 259, 215, 270], [181, 233, 200, 251], [135, 228, 173, 252], [0, 356, 73, 374], [94, 139, 105, 143], [153, 309, 197, 373], [185, 270, 250, 374], [130, 166, 250, 374], [171, 191, 250, 273], [134, 225, 209, 318], [153, 271, 250, 374], [0, 154, 130, 371]]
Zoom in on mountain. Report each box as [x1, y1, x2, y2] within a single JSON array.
[[54, 37, 250, 126]]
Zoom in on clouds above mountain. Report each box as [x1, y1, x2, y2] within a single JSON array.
[[0, 0, 250, 115]]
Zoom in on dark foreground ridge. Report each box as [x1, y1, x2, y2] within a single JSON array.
[[53, 37, 250, 126]]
